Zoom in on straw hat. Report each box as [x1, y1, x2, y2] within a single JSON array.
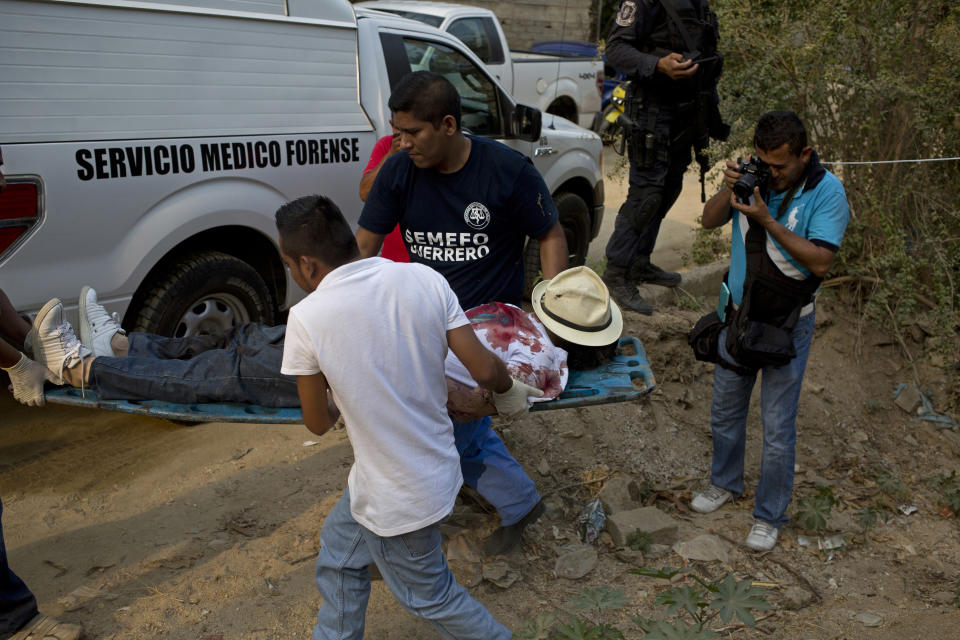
[[531, 266, 623, 347]]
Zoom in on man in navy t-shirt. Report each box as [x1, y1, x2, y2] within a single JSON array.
[[357, 71, 568, 553]]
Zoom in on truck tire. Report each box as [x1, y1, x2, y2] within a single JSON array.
[[132, 251, 276, 337], [523, 192, 592, 299]]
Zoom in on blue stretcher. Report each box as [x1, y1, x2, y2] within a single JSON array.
[[44, 337, 656, 424]]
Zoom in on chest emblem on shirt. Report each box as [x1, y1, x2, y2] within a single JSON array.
[[463, 202, 491, 230], [787, 205, 801, 231], [616, 1, 638, 27]]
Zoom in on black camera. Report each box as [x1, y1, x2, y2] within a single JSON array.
[[733, 157, 771, 204]]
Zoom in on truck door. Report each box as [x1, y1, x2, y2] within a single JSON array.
[[379, 32, 510, 141]]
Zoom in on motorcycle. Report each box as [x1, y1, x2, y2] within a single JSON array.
[[599, 80, 631, 153]]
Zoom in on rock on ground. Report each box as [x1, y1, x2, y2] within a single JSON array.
[[606, 507, 679, 546]]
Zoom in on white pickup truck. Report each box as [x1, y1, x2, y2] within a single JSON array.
[[0, 0, 603, 336], [357, 1, 605, 131]]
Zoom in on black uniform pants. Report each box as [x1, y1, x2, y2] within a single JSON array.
[[605, 104, 698, 269]]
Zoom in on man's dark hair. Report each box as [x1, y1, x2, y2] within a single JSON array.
[[388, 71, 462, 130], [754, 110, 808, 157], [275, 195, 359, 267]]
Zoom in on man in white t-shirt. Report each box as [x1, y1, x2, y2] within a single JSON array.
[[275, 195, 542, 639]]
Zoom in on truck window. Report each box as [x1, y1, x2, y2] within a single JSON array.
[[448, 17, 502, 65], [399, 37, 504, 138]]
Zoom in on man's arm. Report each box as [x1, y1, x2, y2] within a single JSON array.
[[731, 188, 838, 278], [359, 135, 401, 201], [447, 325, 511, 394], [702, 159, 740, 229], [537, 221, 569, 281], [0, 335, 21, 369], [358, 161, 383, 202], [356, 227, 386, 259], [296, 372, 340, 436], [447, 324, 544, 419], [702, 187, 734, 229]]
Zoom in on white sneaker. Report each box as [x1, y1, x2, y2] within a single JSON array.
[[745, 520, 779, 551], [691, 484, 733, 514], [33, 298, 91, 384], [78, 286, 124, 357]]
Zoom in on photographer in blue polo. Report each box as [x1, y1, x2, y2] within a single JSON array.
[[691, 111, 849, 551]]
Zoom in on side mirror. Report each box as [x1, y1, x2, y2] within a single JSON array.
[[510, 103, 541, 142]]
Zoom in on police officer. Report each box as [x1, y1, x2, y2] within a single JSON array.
[[603, 0, 728, 314]]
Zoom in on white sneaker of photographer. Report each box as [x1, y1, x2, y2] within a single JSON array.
[[690, 484, 732, 514], [745, 520, 779, 551], [78, 286, 125, 358]]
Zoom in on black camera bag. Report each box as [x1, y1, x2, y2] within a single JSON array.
[[688, 310, 725, 363]]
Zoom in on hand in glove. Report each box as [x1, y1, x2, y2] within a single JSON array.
[[493, 377, 544, 421], [4, 353, 57, 407]]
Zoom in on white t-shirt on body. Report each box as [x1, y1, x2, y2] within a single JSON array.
[[281, 257, 469, 537]]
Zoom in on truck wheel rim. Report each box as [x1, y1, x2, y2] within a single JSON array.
[[174, 293, 250, 337]]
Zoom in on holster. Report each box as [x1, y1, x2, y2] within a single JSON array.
[[624, 87, 666, 170]]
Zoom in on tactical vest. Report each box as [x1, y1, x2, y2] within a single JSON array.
[[640, 0, 721, 98]]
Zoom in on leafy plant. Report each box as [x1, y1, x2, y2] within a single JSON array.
[[626, 529, 653, 553], [708, 574, 771, 628], [876, 470, 909, 501], [571, 587, 631, 614], [855, 506, 881, 532], [687, 223, 729, 267], [795, 486, 839, 532], [929, 471, 960, 516], [516, 612, 560, 640], [553, 616, 624, 640], [516, 571, 769, 639], [632, 568, 769, 637]]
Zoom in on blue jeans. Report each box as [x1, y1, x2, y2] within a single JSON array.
[[1, 498, 39, 635], [89, 324, 298, 407], [453, 417, 540, 527], [709, 309, 816, 527], [313, 489, 511, 640]]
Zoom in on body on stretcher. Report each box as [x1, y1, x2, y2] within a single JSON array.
[[44, 338, 656, 424]]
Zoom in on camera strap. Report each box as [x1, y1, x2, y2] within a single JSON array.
[[740, 165, 820, 326]]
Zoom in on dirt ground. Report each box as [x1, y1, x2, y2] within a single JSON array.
[[3, 161, 960, 640]]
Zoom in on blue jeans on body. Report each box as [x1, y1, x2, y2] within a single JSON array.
[[313, 488, 511, 640], [709, 309, 816, 527], [88, 323, 298, 407], [453, 417, 540, 527], [1, 498, 39, 636]]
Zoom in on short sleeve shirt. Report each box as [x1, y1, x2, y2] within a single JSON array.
[[728, 166, 849, 306], [358, 135, 559, 309], [280, 258, 469, 537]]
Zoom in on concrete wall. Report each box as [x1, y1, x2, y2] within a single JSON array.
[[465, 0, 597, 49], [365, 0, 600, 50]]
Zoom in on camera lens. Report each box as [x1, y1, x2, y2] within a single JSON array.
[[733, 174, 758, 202]]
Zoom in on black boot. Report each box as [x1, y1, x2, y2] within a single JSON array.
[[630, 257, 681, 288], [602, 264, 653, 315], [484, 500, 545, 556]]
